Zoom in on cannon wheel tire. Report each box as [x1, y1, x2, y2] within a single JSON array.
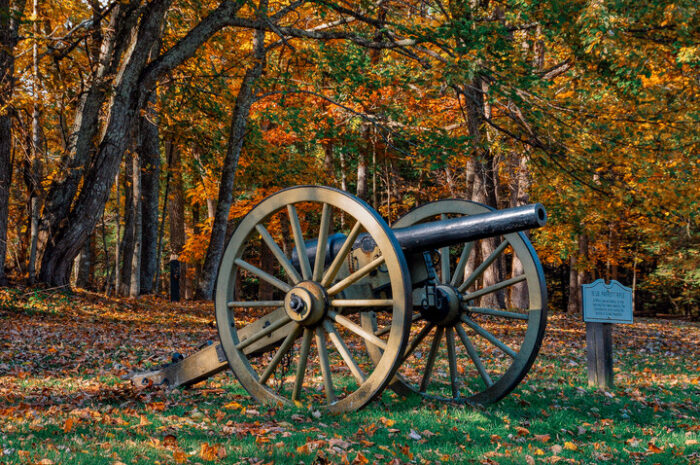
[[362, 199, 547, 405], [215, 186, 412, 413]]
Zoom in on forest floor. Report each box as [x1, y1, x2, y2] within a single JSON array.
[[0, 288, 698, 465]]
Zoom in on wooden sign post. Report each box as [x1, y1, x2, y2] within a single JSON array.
[[582, 280, 633, 390]]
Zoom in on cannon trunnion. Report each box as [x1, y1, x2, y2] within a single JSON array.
[[132, 186, 548, 412]]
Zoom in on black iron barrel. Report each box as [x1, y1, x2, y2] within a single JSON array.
[[392, 203, 546, 253], [295, 203, 546, 267]]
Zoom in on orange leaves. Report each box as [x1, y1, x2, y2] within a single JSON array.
[[200, 443, 227, 461], [63, 417, 77, 433]]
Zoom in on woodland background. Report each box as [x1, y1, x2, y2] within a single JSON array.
[[0, 0, 697, 317]]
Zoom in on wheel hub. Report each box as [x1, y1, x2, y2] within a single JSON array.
[[284, 281, 327, 326], [420, 285, 462, 326]]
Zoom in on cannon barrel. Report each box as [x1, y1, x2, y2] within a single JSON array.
[[297, 203, 546, 266], [393, 203, 546, 252]]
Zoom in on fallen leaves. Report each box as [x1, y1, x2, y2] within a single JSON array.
[[1, 293, 698, 465], [200, 442, 227, 461]]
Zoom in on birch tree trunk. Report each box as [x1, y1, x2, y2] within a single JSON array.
[[196, 27, 266, 300]]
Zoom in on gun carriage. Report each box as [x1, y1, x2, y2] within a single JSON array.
[[132, 186, 547, 412]]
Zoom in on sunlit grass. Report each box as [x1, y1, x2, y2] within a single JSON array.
[[0, 290, 698, 464]]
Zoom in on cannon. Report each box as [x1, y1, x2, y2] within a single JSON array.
[[132, 186, 547, 412]]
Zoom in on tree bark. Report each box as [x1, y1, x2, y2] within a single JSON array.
[[129, 152, 142, 297], [463, 75, 504, 308], [168, 141, 186, 295], [74, 236, 93, 289], [0, 0, 25, 285], [119, 158, 135, 295], [510, 152, 531, 308], [356, 152, 368, 201], [27, 0, 42, 283], [196, 27, 266, 300], [138, 99, 160, 294], [567, 251, 580, 315]]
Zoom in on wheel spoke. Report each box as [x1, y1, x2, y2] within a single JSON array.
[[450, 242, 474, 287], [328, 311, 387, 350], [235, 315, 292, 350], [321, 221, 363, 287], [315, 327, 336, 404], [288, 204, 312, 280], [445, 326, 460, 399], [465, 306, 529, 320], [313, 203, 333, 282], [400, 322, 435, 363], [458, 240, 509, 292], [234, 258, 293, 293], [461, 315, 517, 358], [462, 274, 526, 301], [323, 320, 366, 385], [330, 299, 394, 307], [292, 328, 312, 402], [326, 255, 385, 296], [259, 324, 302, 384], [256, 224, 302, 284], [419, 326, 444, 393], [228, 300, 284, 308], [455, 323, 493, 387]]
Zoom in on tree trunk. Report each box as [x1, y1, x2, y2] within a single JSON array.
[[113, 170, 121, 294], [119, 158, 135, 295], [129, 153, 142, 297], [168, 141, 186, 298], [510, 152, 531, 308], [463, 75, 504, 308], [196, 28, 266, 300], [323, 141, 334, 183], [0, 0, 24, 285], [27, 0, 42, 283], [356, 152, 368, 200], [75, 236, 93, 289], [567, 252, 580, 315], [138, 100, 160, 294], [154, 139, 174, 294]]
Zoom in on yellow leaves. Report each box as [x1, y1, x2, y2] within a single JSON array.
[[677, 46, 699, 64], [564, 441, 578, 451], [640, 72, 664, 89], [223, 401, 243, 410]]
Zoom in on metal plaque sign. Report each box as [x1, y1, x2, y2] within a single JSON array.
[[582, 279, 633, 324]]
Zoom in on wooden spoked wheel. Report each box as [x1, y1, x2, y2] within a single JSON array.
[[364, 200, 547, 405], [215, 186, 411, 413]]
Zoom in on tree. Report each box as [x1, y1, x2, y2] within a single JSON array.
[[0, 0, 25, 285]]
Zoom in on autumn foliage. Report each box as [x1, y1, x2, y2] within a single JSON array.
[[0, 0, 696, 316]]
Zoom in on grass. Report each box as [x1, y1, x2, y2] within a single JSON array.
[[0, 289, 698, 464]]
